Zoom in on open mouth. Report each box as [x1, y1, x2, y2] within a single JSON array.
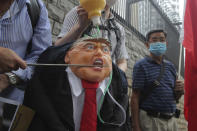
[[93, 58, 103, 69]]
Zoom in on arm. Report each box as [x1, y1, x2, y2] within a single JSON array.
[[174, 80, 184, 101], [55, 6, 90, 45], [0, 47, 27, 92], [130, 62, 146, 131], [115, 24, 128, 72], [131, 89, 141, 131], [117, 59, 127, 72], [13, 0, 52, 81], [0, 47, 26, 73], [0, 1, 51, 92], [170, 63, 184, 102]]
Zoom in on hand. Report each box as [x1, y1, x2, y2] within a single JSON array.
[[174, 80, 184, 101], [174, 80, 184, 93], [0, 74, 10, 92], [77, 6, 91, 31], [0, 47, 27, 73], [117, 59, 127, 72]]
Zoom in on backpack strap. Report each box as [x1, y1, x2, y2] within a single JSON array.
[[27, 0, 40, 29], [26, 0, 40, 55]]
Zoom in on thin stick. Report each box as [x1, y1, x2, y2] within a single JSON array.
[[27, 63, 109, 67], [178, 44, 183, 79]]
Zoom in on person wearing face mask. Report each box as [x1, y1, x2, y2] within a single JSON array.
[[130, 29, 184, 131], [55, 0, 129, 72]]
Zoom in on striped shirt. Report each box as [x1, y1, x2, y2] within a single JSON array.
[[58, 6, 129, 63], [0, 0, 52, 80], [132, 57, 177, 113]]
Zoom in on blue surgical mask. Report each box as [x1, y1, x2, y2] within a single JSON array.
[[149, 42, 167, 56]]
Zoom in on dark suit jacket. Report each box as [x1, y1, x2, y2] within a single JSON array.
[[23, 44, 131, 131]]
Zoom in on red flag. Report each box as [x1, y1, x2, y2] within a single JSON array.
[[183, 0, 197, 130]]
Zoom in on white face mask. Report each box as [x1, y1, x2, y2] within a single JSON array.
[[106, 0, 118, 7]]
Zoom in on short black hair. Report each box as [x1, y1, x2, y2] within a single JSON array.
[[146, 29, 167, 42]]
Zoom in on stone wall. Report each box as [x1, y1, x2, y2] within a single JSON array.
[[42, 0, 187, 130]]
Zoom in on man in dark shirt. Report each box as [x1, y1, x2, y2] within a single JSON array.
[[131, 29, 184, 131]]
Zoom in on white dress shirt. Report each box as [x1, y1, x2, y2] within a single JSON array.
[[66, 67, 110, 131]]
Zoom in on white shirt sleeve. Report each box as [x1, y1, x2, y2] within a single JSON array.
[[58, 6, 79, 38], [114, 23, 129, 61]]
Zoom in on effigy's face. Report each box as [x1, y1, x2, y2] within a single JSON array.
[[65, 40, 112, 82]]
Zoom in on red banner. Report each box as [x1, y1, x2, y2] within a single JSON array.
[[183, 0, 197, 130]]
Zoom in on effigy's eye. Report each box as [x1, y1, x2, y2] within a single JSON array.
[[103, 46, 110, 53], [85, 43, 95, 50]]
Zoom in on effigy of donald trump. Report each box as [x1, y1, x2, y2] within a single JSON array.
[[23, 36, 131, 131]]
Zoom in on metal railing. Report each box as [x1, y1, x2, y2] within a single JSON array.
[[112, 0, 180, 37], [111, 0, 184, 76], [71, 0, 184, 76]]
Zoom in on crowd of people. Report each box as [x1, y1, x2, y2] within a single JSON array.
[[0, 0, 184, 131]]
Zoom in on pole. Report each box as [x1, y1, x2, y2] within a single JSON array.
[[178, 43, 183, 79]]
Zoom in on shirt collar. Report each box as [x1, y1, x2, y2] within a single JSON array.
[[1, 0, 26, 20], [146, 56, 166, 65], [66, 67, 109, 97]]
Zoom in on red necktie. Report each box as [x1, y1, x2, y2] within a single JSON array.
[[80, 79, 99, 131]]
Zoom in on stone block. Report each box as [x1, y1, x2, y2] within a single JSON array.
[[127, 78, 132, 87], [52, 22, 62, 36], [47, 0, 58, 6], [52, 35, 57, 44], [57, 0, 75, 12], [67, 0, 79, 5], [126, 71, 132, 80], [128, 59, 135, 68], [49, 18, 54, 31], [47, 4, 65, 23]]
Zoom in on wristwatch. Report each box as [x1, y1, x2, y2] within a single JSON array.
[[5, 72, 17, 85]]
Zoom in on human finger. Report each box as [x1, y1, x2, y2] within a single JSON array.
[[77, 9, 88, 16], [14, 55, 27, 70]]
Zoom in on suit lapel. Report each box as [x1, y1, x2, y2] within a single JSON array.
[[47, 70, 75, 130], [58, 71, 75, 129]]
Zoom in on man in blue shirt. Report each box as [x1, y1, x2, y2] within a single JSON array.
[[0, 0, 52, 102], [131, 29, 184, 131]]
